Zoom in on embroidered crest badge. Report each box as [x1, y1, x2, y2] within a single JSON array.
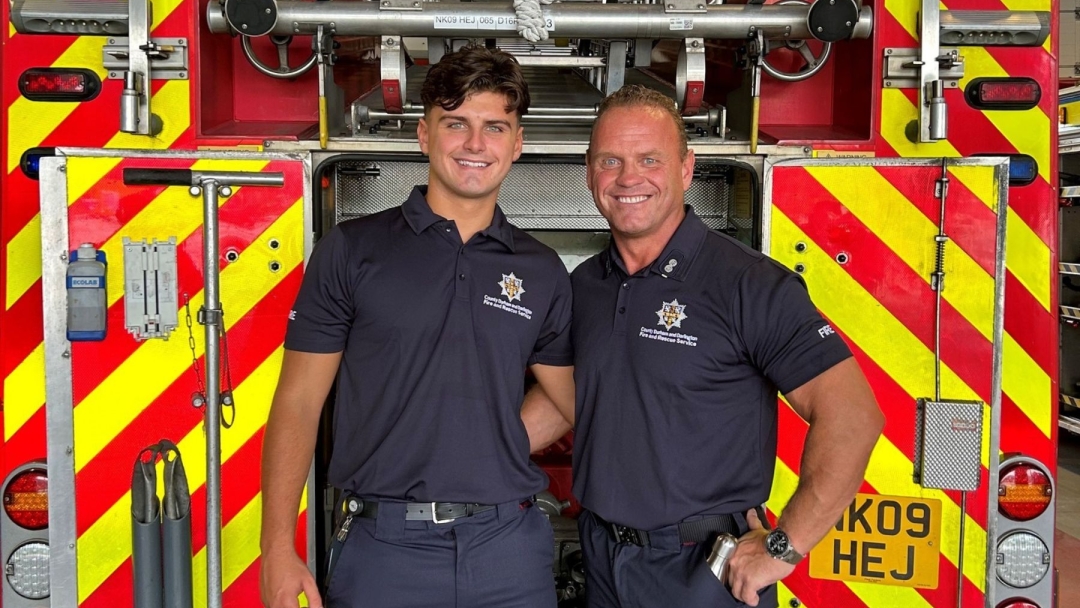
[[656, 299, 688, 330], [498, 273, 525, 302]]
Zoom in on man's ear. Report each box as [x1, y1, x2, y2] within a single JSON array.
[[417, 118, 430, 155], [681, 148, 695, 191]]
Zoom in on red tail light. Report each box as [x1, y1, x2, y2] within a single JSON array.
[[998, 462, 1051, 521], [996, 600, 1039, 608], [965, 78, 1041, 110], [18, 68, 101, 102], [3, 468, 49, 530]]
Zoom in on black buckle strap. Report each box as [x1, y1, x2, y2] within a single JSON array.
[[602, 514, 739, 546], [355, 499, 497, 523]]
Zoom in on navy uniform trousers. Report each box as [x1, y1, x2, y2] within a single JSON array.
[[325, 499, 556, 608], [578, 510, 778, 608]]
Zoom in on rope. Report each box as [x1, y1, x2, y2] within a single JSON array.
[[514, 0, 554, 42]]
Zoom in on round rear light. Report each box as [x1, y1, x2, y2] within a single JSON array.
[[995, 531, 1050, 588], [5, 541, 49, 599], [998, 462, 1051, 521], [3, 468, 49, 530], [997, 600, 1040, 608]]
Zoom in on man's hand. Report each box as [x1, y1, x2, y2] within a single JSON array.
[[260, 549, 323, 608], [724, 509, 794, 607]]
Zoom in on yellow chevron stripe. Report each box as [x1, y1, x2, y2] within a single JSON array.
[[77, 345, 287, 601], [1003, 334, 1051, 435], [5, 0, 186, 175], [193, 495, 264, 608], [957, 47, 1051, 183], [880, 90, 961, 159], [947, 165, 998, 210], [3, 344, 45, 441], [6, 216, 41, 310], [1005, 208, 1051, 310], [805, 166, 995, 341], [883, 0, 919, 41], [772, 208, 990, 590], [9, 22, 15, 37], [72, 200, 302, 474]]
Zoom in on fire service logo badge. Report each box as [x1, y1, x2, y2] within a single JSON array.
[[499, 273, 525, 302], [656, 299, 688, 330]]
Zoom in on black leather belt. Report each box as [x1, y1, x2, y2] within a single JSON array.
[[356, 499, 499, 523], [599, 513, 739, 546]]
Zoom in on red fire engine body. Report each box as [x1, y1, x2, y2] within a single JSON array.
[[0, 0, 1063, 607]]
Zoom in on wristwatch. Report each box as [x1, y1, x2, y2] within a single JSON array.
[[764, 528, 804, 565]]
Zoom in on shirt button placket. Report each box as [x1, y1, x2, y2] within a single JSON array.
[[455, 247, 469, 300], [614, 280, 630, 333]]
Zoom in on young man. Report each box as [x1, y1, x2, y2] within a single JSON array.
[[259, 46, 575, 608], [568, 85, 885, 607]]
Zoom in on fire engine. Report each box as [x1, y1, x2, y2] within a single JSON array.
[[0, 0, 1061, 606]]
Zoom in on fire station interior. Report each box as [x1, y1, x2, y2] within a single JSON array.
[[197, 8, 873, 592]]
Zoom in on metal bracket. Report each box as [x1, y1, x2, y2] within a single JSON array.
[[197, 306, 223, 327], [380, 0, 424, 10], [665, 0, 708, 14], [676, 38, 706, 115], [883, 48, 964, 89], [121, 0, 154, 135], [104, 37, 189, 80], [917, 0, 946, 142], [381, 36, 408, 113], [604, 40, 628, 96]]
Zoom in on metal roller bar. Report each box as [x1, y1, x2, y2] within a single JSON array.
[[208, 1, 874, 41], [355, 107, 720, 126]]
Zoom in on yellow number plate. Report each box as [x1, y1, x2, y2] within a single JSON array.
[[809, 493, 942, 588]]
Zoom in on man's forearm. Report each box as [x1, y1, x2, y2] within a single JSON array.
[[261, 399, 322, 556], [521, 385, 573, 453], [775, 401, 882, 555]]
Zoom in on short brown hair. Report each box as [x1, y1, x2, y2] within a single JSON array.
[[593, 85, 688, 157], [421, 45, 530, 118]]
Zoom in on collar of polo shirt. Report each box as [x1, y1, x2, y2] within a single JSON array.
[[602, 205, 708, 281], [401, 186, 516, 252]]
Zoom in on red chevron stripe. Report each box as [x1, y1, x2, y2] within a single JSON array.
[[1, 408, 46, 477], [188, 429, 266, 552], [75, 268, 299, 534], [223, 558, 263, 608], [1, 281, 42, 379]]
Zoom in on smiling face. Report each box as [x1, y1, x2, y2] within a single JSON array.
[[587, 105, 694, 247], [418, 91, 523, 209]]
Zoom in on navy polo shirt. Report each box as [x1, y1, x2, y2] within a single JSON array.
[[285, 186, 573, 504], [571, 207, 852, 530]]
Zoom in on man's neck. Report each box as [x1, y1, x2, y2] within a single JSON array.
[[613, 236, 667, 276], [613, 211, 685, 275], [426, 186, 498, 244]]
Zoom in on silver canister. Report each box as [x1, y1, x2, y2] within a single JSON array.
[[706, 533, 739, 582]]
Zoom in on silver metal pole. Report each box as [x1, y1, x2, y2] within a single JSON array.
[[207, 1, 874, 41], [200, 179, 223, 608]]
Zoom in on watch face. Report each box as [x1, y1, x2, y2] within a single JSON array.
[[766, 529, 790, 556]]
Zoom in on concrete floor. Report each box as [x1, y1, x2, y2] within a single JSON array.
[[1057, 431, 1080, 607]]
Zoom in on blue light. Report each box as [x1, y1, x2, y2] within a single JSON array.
[[1008, 155, 1037, 185], [19, 147, 55, 181]]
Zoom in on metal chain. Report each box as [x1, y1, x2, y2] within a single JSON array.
[[184, 295, 207, 407], [184, 294, 237, 428]]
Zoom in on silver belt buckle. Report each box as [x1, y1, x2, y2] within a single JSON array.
[[432, 502, 454, 524]]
